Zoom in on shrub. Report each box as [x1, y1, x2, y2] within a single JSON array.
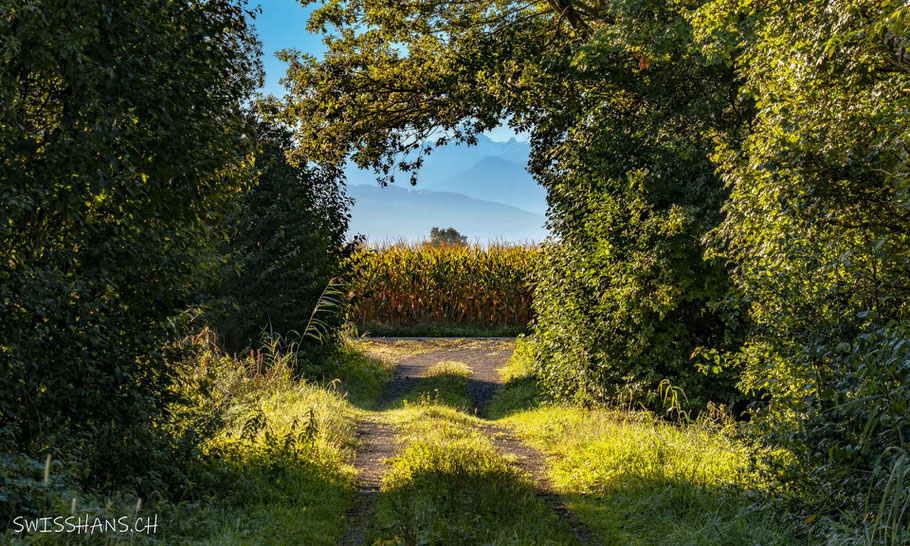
[[0, 0, 261, 492], [694, 0, 910, 522], [531, 42, 749, 408], [208, 119, 351, 354]]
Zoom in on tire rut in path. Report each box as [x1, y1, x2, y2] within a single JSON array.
[[341, 338, 594, 545], [342, 340, 451, 546], [484, 423, 595, 544], [342, 415, 396, 546]]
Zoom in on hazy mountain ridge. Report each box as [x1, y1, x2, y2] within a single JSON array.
[[441, 156, 547, 215], [347, 184, 547, 243], [344, 134, 547, 241], [345, 134, 531, 178]]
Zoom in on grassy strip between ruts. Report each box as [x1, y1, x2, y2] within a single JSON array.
[[492, 341, 798, 546], [6, 339, 390, 545], [402, 360, 475, 410], [369, 359, 578, 545]]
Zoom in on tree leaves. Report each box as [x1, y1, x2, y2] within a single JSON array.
[[0, 0, 261, 486]]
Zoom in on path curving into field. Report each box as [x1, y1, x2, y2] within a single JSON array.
[[341, 337, 594, 545]]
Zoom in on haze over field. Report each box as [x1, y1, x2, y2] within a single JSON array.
[[344, 134, 549, 243], [347, 185, 547, 243]]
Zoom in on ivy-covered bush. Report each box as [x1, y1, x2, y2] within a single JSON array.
[[529, 5, 748, 409], [693, 0, 910, 520], [0, 0, 260, 491]]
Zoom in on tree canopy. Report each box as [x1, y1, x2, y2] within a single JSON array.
[[276, 0, 748, 405], [695, 0, 910, 504], [210, 118, 351, 353], [429, 227, 468, 246], [276, 0, 910, 521], [0, 0, 261, 482]]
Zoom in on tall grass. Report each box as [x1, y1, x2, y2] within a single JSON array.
[[2, 331, 390, 544], [490, 338, 796, 544], [346, 241, 537, 334]]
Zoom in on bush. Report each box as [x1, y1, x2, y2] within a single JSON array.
[[0, 0, 261, 494], [693, 0, 910, 524], [208, 119, 351, 354], [530, 25, 749, 408]]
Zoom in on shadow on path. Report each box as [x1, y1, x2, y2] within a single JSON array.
[[341, 338, 595, 546]]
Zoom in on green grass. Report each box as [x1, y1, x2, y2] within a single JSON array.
[[359, 343, 577, 545], [164, 339, 391, 544], [488, 337, 543, 419], [164, 380, 356, 545], [487, 339, 797, 545], [372, 402, 579, 545], [399, 360, 474, 410], [359, 335, 796, 545], [9, 335, 800, 544], [5, 337, 390, 545], [330, 340, 396, 409], [503, 407, 794, 545]]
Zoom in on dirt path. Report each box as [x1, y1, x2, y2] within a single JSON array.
[[342, 414, 397, 546], [484, 423, 594, 543], [341, 337, 593, 545]]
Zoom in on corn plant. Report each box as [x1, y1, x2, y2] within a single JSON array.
[[345, 241, 538, 330]]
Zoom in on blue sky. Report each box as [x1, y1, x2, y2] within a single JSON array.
[[252, 0, 323, 98], [251, 0, 523, 142]]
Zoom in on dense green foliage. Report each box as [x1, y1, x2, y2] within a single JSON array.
[[528, 3, 748, 407], [280, 0, 910, 534], [693, 0, 910, 517], [210, 119, 350, 353], [278, 0, 745, 405], [0, 0, 261, 496], [2, 0, 908, 538], [346, 242, 535, 335]]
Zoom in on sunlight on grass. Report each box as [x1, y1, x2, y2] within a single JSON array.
[[330, 339, 395, 409], [497, 401, 793, 544], [114, 339, 387, 545], [507, 408, 752, 493], [488, 337, 542, 418], [160, 347, 366, 545], [501, 406, 795, 544], [391, 360, 474, 410], [374, 402, 578, 545], [424, 360, 473, 378], [483, 336, 796, 544], [7, 343, 369, 546]]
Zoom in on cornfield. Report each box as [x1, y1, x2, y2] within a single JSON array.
[[346, 242, 538, 332]]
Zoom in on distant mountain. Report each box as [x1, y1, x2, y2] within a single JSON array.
[[347, 184, 547, 243], [343, 134, 546, 214], [439, 156, 547, 215]]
